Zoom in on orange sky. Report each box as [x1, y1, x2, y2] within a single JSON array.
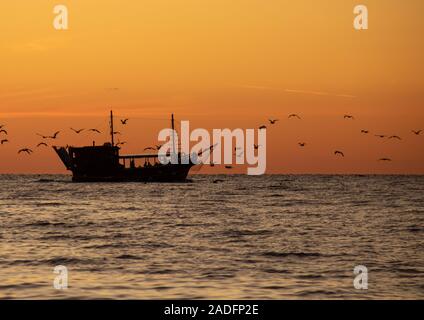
[[0, 0, 423, 174]]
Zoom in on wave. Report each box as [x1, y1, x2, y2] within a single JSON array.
[[116, 254, 143, 260], [261, 251, 324, 258], [26, 221, 67, 227], [34, 178, 69, 183], [221, 229, 274, 237]]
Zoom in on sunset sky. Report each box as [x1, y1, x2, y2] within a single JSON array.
[[0, 0, 423, 174]]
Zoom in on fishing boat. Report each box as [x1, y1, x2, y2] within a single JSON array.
[[53, 111, 197, 182]]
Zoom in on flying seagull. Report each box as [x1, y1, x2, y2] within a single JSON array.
[[197, 143, 218, 157], [269, 119, 279, 124], [361, 130, 369, 134], [113, 131, 121, 135], [49, 131, 60, 139], [334, 151, 345, 157], [288, 114, 301, 119], [344, 115, 355, 120], [88, 128, 101, 133], [0, 129, 7, 135], [412, 130, 422, 135], [38, 131, 59, 139], [37, 142, 48, 147], [375, 134, 386, 138], [1, 139, 8, 145], [37, 133, 49, 139], [116, 141, 127, 146], [388, 135, 402, 140], [298, 142, 306, 147], [121, 119, 129, 125], [70, 128, 84, 134], [379, 158, 392, 162], [18, 148, 33, 154], [144, 147, 156, 151]]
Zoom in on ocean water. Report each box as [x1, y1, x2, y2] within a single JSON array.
[[0, 174, 423, 299]]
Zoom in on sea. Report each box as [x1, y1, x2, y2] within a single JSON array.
[[0, 174, 423, 299]]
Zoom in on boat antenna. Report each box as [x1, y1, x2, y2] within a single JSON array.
[[171, 113, 176, 154], [110, 110, 114, 147]]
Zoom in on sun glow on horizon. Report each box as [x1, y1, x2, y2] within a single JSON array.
[[0, 1, 423, 174]]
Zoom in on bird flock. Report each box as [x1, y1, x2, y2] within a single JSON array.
[[0, 115, 422, 167], [250, 114, 422, 164], [0, 116, 161, 156], [0, 118, 130, 155]]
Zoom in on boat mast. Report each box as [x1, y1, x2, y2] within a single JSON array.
[[110, 110, 114, 147], [171, 113, 176, 154]]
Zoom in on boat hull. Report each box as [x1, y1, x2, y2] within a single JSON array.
[[71, 164, 194, 182], [53, 146, 195, 183]]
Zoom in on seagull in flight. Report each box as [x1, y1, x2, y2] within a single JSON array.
[[120, 119, 129, 125], [112, 131, 121, 135], [49, 131, 60, 139], [379, 158, 392, 162], [344, 115, 355, 120], [412, 130, 422, 135], [116, 141, 126, 146], [88, 128, 101, 133], [38, 131, 60, 139], [0, 129, 7, 135], [144, 147, 156, 151], [298, 142, 306, 147], [269, 119, 279, 124], [1, 139, 8, 145], [334, 150, 345, 157], [288, 114, 301, 119], [37, 142, 48, 147], [70, 128, 84, 134], [361, 130, 369, 134], [37, 133, 49, 139], [388, 135, 402, 140], [375, 134, 386, 138], [18, 148, 33, 154]]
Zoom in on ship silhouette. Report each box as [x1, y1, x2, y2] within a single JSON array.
[[54, 111, 198, 182]]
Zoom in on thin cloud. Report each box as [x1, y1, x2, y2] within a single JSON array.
[[232, 84, 281, 91], [0, 88, 53, 99], [6, 37, 67, 53], [285, 89, 356, 98], [231, 84, 356, 98]]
